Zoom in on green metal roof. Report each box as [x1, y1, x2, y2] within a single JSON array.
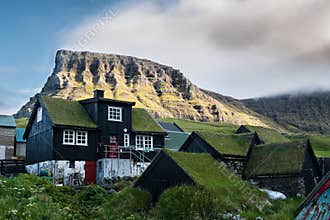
[[132, 108, 164, 133], [244, 141, 307, 177], [196, 131, 255, 156], [16, 128, 26, 143], [41, 96, 97, 128], [0, 115, 16, 127], [165, 131, 190, 151]]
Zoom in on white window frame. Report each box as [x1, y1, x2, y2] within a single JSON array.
[[37, 107, 43, 122], [63, 130, 75, 145], [135, 135, 153, 151], [124, 134, 130, 147], [76, 131, 88, 146], [108, 106, 122, 122]]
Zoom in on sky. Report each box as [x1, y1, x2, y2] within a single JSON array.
[[1, 0, 330, 114]]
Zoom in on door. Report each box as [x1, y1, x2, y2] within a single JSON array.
[[109, 136, 118, 158], [84, 161, 96, 185]]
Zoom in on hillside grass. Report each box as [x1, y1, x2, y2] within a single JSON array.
[[15, 117, 29, 128], [157, 118, 239, 134]]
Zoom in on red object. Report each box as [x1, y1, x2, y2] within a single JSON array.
[[84, 161, 96, 185], [108, 136, 118, 158]]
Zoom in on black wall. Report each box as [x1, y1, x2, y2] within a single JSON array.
[[135, 151, 195, 201], [26, 102, 54, 164], [53, 127, 98, 161], [301, 147, 322, 194]]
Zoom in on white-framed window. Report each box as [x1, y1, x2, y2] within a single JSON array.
[[76, 131, 88, 146], [63, 130, 75, 145], [108, 106, 122, 121], [135, 135, 153, 151], [124, 134, 130, 147], [37, 107, 43, 122]]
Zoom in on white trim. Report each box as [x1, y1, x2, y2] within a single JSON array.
[[124, 133, 130, 147], [135, 135, 153, 151], [76, 131, 88, 146], [107, 106, 122, 122], [37, 107, 43, 122], [63, 130, 75, 145]]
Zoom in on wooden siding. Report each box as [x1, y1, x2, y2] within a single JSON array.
[[0, 127, 15, 146]]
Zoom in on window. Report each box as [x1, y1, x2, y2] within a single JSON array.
[[63, 130, 75, 145], [76, 131, 88, 146], [124, 134, 130, 147], [108, 106, 122, 121], [37, 107, 42, 122], [135, 135, 153, 151]]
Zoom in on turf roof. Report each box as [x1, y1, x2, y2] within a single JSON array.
[[132, 108, 164, 133], [41, 96, 97, 128], [165, 150, 265, 208], [196, 131, 255, 156], [243, 125, 289, 144], [244, 141, 307, 177]]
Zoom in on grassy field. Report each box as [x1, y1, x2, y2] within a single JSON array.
[[15, 117, 29, 128]]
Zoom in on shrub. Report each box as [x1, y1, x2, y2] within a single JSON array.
[[155, 186, 221, 220]]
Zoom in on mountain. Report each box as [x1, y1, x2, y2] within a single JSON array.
[[243, 91, 330, 133], [15, 50, 280, 129]]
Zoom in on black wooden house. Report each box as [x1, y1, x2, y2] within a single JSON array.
[[24, 90, 166, 183], [243, 140, 322, 196], [179, 131, 262, 175]]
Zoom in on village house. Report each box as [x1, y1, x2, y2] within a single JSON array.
[[24, 90, 166, 185], [178, 131, 262, 175], [295, 171, 330, 220], [243, 140, 322, 196], [0, 115, 16, 159], [134, 149, 252, 201]]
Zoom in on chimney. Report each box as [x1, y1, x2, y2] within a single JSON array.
[[94, 90, 104, 98]]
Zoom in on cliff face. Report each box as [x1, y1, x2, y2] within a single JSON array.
[[243, 92, 330, 133], [15, 50, 278, 129]]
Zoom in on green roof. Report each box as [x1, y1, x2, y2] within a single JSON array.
[[165, 131, 190, 151], [16, 128, 26, 142], [132, 108, 164, 133], [244, 141, 307, 177], [41, 96, 97, 128], [0, 115, 16, 127], [244, 125, 289, 144], [196, 131, 255, 156], [165, 150, 265, 209]]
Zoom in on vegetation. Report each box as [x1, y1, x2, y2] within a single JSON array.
[[244, 141, 306, 177], [196, 131, 255, 156], [132, 108, 164, 133], [41, 96, 97, 128], [15, 117, 29, 128], [244, 125, 290, 144], [157, 118, 239, 134]]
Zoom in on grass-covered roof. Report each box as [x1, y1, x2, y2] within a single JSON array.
[[132, 108, 164, 133], [243, 125, 289, 144], [244, 141, 307, 177], [196, 131, 255, 156], [165, 150, 266, 210], [41, 96, 97, 128]]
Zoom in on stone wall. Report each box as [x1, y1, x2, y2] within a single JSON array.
[[224, 159, 245, 176], [251, 176, 305, 196]]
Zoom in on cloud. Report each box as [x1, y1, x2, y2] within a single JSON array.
[[60, 0, 330, 98]]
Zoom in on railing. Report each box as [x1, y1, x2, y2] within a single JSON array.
[[0, 160, 26, 176]]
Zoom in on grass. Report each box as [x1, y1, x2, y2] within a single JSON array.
[[165, 150, 267, 212], [42, 96, 97, 128], [286, 134, 330, 157], [132, 108, 164, 133], [157, 118, 239, 134], [244, 125, 290, 144], [196, 131, 255, 156], [15, 117, 29, 128], [244, 141, 306, 177]]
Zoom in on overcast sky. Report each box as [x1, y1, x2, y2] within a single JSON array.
[[1, 0, 330, 114]]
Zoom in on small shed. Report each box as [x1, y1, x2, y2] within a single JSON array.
[[295, 172, 330, 220], [0, 115, 16, 159], [134, 149, 262, 202], [179, 131, 262, 175], [235, 125, 289, 144], [15, 128, 26, 159], [243, 140, 322, 196]]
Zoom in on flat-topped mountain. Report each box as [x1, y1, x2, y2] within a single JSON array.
[[15, 50, 279, 129]]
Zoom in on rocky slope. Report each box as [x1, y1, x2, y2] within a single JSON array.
[[243, 91, 330, 133], [15, 50, 280, 129]]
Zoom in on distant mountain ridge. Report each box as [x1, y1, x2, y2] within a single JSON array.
[[15, 50, 280, 130], [243, 91, 330, 133]]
